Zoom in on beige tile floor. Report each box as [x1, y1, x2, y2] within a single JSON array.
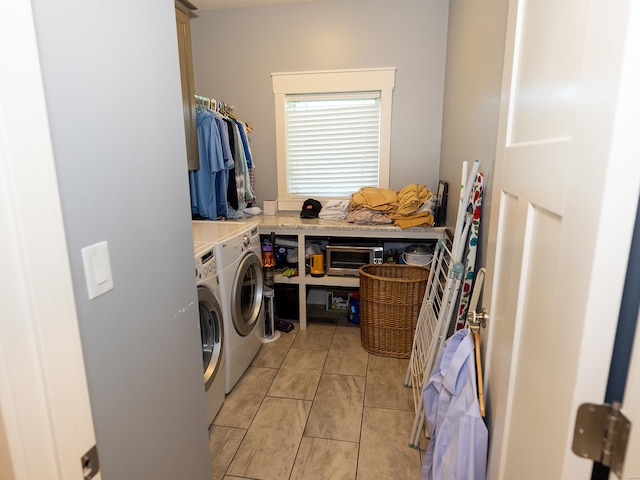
[[208, 317, 425, 480]]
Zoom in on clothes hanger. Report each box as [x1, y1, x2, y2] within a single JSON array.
[[465, 267, 486, 417]]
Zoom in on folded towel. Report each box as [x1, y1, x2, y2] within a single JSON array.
[[347, 208, 394, 225], [394, 210, 434, 229], [349, 187, 398, 213], [319, 200, 350, 219], [394, 184, 434, 217]]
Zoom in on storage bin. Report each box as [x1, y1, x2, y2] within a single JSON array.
[[358, 264, 430, 358], [274, 284, 299, 320]]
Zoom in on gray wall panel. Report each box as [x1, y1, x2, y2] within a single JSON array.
[[30, 0, 211, 478]]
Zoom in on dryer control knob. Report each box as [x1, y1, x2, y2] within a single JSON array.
[[243, 235, 250, 248]]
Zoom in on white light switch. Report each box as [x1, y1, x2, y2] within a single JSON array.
[[81, 241, 114, 300]]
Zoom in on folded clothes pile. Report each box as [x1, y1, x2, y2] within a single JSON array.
[[347, 183, 436, 228], [391, 184, 436, 229], [318, 199, 350, 219]]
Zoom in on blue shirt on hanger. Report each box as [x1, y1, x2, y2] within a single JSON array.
[[190, 109, 225, 219], [421, 328, 488, 480]]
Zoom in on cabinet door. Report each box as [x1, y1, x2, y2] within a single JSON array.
[[175, 2, 199, 171]]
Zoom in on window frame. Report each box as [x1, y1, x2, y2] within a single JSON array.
[[272, 68, 396, 212]]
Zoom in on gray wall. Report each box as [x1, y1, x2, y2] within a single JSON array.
[[30, 0, 211, 478], [190, 0, 449, 204], [438, 0, 509, 268]]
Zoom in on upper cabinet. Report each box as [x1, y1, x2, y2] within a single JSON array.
[[175, 0, 199, 171]]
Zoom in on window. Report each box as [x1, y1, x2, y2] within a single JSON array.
[[273, 68, 395, 210]]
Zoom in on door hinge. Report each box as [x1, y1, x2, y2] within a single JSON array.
[[81, 444, 100, 480], [572, 402, 631, 478]]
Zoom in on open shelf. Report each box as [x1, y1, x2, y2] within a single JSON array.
[[257, 213, 444, 329]]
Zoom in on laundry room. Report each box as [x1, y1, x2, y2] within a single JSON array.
[[5, 0, 639, 480], [182, 0, 502, 478]]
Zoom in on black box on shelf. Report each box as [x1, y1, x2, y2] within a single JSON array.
[[274, 284, 299, 320]]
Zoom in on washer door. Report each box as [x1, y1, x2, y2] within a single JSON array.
[[198, 286, 224, 390], [231, 252, 264, 336]]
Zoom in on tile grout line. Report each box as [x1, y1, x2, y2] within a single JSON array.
[[287, 321, 338, 479], [354, 351, 370, 480], [221, 328, 298, 480]]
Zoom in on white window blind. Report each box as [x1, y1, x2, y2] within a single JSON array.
[[285, 92, 381, 198]]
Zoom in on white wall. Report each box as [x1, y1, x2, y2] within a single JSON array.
[[28, 0, 212, 478], [190, 0, 449, 204], [438, 0, 509, 267]]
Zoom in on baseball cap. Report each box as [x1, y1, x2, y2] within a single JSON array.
[[300, 199, 322, 219]]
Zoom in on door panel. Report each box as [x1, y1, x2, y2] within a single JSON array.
[[503, 140, 570, 215], [509, 0, 586, 141], [485, 193, 528, 477], [484, 0, 640, 478]]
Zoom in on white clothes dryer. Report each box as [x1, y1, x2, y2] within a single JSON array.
[[212, 223, 264, 393], [194, 241, 225, 426]]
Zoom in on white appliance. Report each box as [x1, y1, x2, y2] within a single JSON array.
[[194, 241, 225, 426], [193, 221, 264, 393]]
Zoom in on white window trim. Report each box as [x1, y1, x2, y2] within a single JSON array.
[[272, 68, 396, 212]]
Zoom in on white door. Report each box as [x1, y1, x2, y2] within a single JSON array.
[[0, 1, 99, 478], [483, 0, 640, 478]]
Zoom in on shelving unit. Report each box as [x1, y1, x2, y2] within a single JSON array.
[[252, 213, 446, 329]]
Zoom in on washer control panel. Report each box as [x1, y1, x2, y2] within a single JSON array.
[[248, 225, 261, 249], [195, 247, 217, 282]]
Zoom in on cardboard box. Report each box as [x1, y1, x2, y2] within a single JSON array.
[[326, 289, 354, 312]]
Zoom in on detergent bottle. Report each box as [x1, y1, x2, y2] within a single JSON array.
[[347, 291, 360, 325]]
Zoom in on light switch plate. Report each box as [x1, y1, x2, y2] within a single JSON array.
[[81, 241, 114, 300]]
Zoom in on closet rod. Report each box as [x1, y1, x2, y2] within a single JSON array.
[[194, 94, 234, 113]]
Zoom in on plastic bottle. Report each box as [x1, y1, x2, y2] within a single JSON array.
[[347, 291, 360, 325], [261, 242, 275, 287]]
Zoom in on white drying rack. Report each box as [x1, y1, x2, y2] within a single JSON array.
[[404, 159, 481, 449], [404, 237, 464, 448]]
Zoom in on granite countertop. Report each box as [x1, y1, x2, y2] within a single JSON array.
[[238, 212, 445, 234]]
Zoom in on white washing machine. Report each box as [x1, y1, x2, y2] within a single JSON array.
[[194, 221, 264, 393], [194, 241, 225, 426]]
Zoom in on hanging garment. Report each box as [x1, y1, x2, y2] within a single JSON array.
[[224, 118, 239, 211], [421, 328, 487, 480], [232, 118, 255, 203], [190, 109, 227, 220], [191, 98, 256, 216], [212, 113, 235, 218], [229, 121, 250, 207], [237, 120, 256, 200]]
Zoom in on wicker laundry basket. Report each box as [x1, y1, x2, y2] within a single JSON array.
[[358, 264, 430, 358]]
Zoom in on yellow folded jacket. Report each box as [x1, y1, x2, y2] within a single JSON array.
[[349, 187, 398, 213], [394, 211, 435, 229], [394, 183, 433, 217]]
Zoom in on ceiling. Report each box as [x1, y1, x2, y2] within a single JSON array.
[[191, 0, 332, 10]]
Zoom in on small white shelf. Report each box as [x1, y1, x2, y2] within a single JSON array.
[[273, 274, 301, 285], [304, 274, 360, 288], [273, 273, 359, 288]]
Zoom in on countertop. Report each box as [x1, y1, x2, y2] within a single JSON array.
[[228, 212, 447, 235]]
